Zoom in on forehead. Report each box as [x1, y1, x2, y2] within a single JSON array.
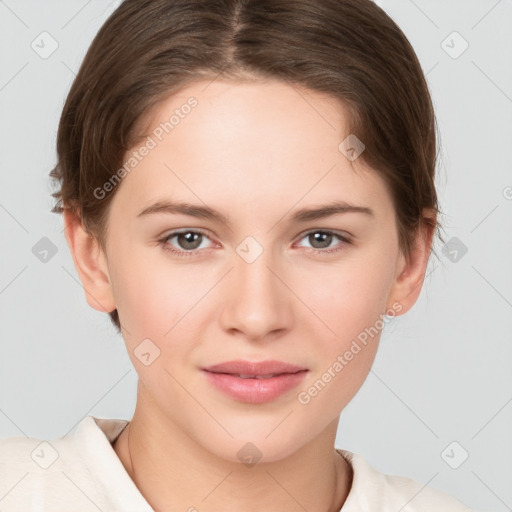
[[138, 77, 348, 140], [111, 78, 392, 224]]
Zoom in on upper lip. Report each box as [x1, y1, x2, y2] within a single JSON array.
[[202, 360, 307, 376]]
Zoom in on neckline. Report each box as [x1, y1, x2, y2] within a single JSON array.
[[77, 416, 371, 512]]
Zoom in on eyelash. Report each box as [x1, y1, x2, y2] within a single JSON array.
[[158, 229, 353, 259]]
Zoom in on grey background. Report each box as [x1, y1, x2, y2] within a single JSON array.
[[1, 1, 511, 511]]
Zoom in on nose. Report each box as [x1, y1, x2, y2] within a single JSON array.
[[218, 243, 294, 342]]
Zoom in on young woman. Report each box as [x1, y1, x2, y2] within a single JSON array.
[[0, 0, 475, 510]]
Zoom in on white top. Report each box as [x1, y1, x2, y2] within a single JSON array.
[[0, 415, 475, 511]]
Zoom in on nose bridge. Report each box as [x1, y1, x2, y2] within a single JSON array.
[[237, 242, 276, 294], [220, 236, 291, 338]]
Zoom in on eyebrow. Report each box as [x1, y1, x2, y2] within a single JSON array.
[[137, 199, 374, 225]]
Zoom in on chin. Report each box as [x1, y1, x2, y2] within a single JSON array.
[[203, 430, 308, 466]]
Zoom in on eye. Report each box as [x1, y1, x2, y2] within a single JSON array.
[[158, 228, 353, 259], [295, 229, 352, 255], [158, 229, 216, 258]]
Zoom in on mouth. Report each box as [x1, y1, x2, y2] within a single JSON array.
[[202, 360, 309, 404], [225, 373, 293, 379]]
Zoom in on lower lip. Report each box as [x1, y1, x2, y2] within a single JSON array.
[[203, 370, 308, 404]]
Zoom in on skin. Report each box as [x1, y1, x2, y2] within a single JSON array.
[[64, 78, 435, 512]]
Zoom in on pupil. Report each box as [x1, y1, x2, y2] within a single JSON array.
[[180, 232, 201, 250], [311, 232, 331, 249]]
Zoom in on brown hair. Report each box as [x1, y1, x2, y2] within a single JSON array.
[[50, 0, 444, 333]]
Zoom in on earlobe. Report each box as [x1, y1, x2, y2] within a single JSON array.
[[386, 219, 435, 315], [63, 209, 116, 314]]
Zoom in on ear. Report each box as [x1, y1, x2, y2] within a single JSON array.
[[385, 210, 436, 316], [63, 208, 116, 314]]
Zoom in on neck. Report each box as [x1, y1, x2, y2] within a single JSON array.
[[113, 409, 352, 512]]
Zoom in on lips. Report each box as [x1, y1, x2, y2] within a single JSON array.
[[202, 360, 308, 404], [237, 374, 281, 379], [202, 359, 307, 376]]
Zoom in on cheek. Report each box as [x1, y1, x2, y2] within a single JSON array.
[[297, 253, 394, 345], [107, 248, 182, 338], [291, 252, 394, 408], [109, 248, 220, 349], [108, 251, 202, 394]]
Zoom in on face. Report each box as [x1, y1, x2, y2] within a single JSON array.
[[90, 78, 412, 462]]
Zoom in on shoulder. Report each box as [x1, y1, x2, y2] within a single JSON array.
[[0, 420, 87, 473], [0, 433, 42, 477], [338, 449, 476, 511], [0, 416, 129, 510], [0, 427, 86, 506], [0, 431, 72, 475]]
